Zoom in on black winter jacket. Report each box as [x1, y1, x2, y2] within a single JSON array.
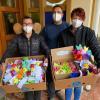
[[0, 32, 50, 63], [58, 25, 100, 68]]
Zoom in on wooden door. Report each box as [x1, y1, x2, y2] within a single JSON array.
[[0, 0, 24, 57], [23, 0, 43, 25], [23, 0, 71, 27]]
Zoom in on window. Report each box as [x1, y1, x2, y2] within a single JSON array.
[[31, 12, 40, 23], [0, 0, 16, 7]]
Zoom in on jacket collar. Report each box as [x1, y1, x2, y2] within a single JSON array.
[[69, 25, 83, 34]]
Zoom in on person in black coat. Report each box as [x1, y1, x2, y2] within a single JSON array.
[[58, 7, 100, 100], [0, 16, 50, 100]]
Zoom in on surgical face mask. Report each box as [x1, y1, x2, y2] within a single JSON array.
[[53, 13, 62, 22], [72, 19, 83, 28], [23, 26, 33, 33]]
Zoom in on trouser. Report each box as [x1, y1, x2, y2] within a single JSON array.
[[24, 91, 41, 100], [65, 87, 82, 100], [46, 63, 55, 98], [46, 58, 63, 100]]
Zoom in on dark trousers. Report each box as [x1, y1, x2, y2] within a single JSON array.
[[46, 59, 55, 98], [46, 58, 63, 100], [24, 91, 41, 100]]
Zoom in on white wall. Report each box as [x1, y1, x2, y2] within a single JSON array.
[[97, 16, 100, 38], [92, 0, 100, 37], [71, 0, 93, 27]]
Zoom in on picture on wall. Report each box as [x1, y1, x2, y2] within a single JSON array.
[[0, 0, 15, 7]]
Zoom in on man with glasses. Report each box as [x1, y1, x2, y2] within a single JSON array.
[[0, 16, 50, 100], [41, 5, 69, 100]]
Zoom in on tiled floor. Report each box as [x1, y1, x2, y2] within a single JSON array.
[[2, 78, 100, 100]]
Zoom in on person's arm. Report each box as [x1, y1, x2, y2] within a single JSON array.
[[58, 31, 65, 48], [87, 28, 100, 70], [39, 35, 50, 57], [0, 38, 18, 63], [65, 22, 70, 28], [40, 27, 45, 36], [40, 27, 47, 41], [39, 35, 50, 70]]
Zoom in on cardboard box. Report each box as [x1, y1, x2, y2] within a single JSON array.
[[0, 55, 46, 93], [51, 46, 99, 90]]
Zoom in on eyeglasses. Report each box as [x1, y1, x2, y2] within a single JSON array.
[[53, 11, 63, 14], [23, 23, 33, 26]]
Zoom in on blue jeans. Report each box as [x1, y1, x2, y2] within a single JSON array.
[[65, 87, 82, 100]]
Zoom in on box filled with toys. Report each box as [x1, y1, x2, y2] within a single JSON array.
[[0, 55, 47, 93], [51, 45, 99, 90]]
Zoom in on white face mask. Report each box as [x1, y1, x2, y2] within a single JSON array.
[[23, 26, 33, 33], [53, 13, 62, 22], [72, 19, 83, 28]]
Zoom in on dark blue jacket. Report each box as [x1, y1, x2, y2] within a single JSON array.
[[41, 22, 69, 49]]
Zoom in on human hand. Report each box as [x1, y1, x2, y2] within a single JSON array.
[[97, 68, 100, 77], [43, 58, 48, 71], [0, 63, 5, 77], [0, 64, 3, 78]]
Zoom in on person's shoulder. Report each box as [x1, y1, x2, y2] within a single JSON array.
[[83, 25, 95, 33], [8, 34, 23, 44], [59, 25, 71, 36], [32, 31, 39, 38], [15, 33, 25, 40], [11, 33, 23, 40], [60, 26, 69, 35], [42, 24, 57, 34], [41, 24, 53, 33], [62, 21, 69, 26], [82, 25, 93, 31], [32, 31, 43, 40], [44, 23, 54, 28], [38, 34, 45, 41], [82, 26, 95, 38], [62, 24, 71, 31]]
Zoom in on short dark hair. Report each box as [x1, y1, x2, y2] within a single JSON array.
[[52, 5, 62, 11], [71, 7, 85, 20], [22, 16, 33, 22]]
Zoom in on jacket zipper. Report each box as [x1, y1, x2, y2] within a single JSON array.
[[28, 39, 31, 56]]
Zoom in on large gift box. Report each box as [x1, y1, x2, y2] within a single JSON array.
[[0, 55, 47, 93], [51, 46, 99, 90]]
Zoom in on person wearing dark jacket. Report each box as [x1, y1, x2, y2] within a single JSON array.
[[58, 7, 100, 100], [41, 5, 69, 100], [0, 16, 50, 100]]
